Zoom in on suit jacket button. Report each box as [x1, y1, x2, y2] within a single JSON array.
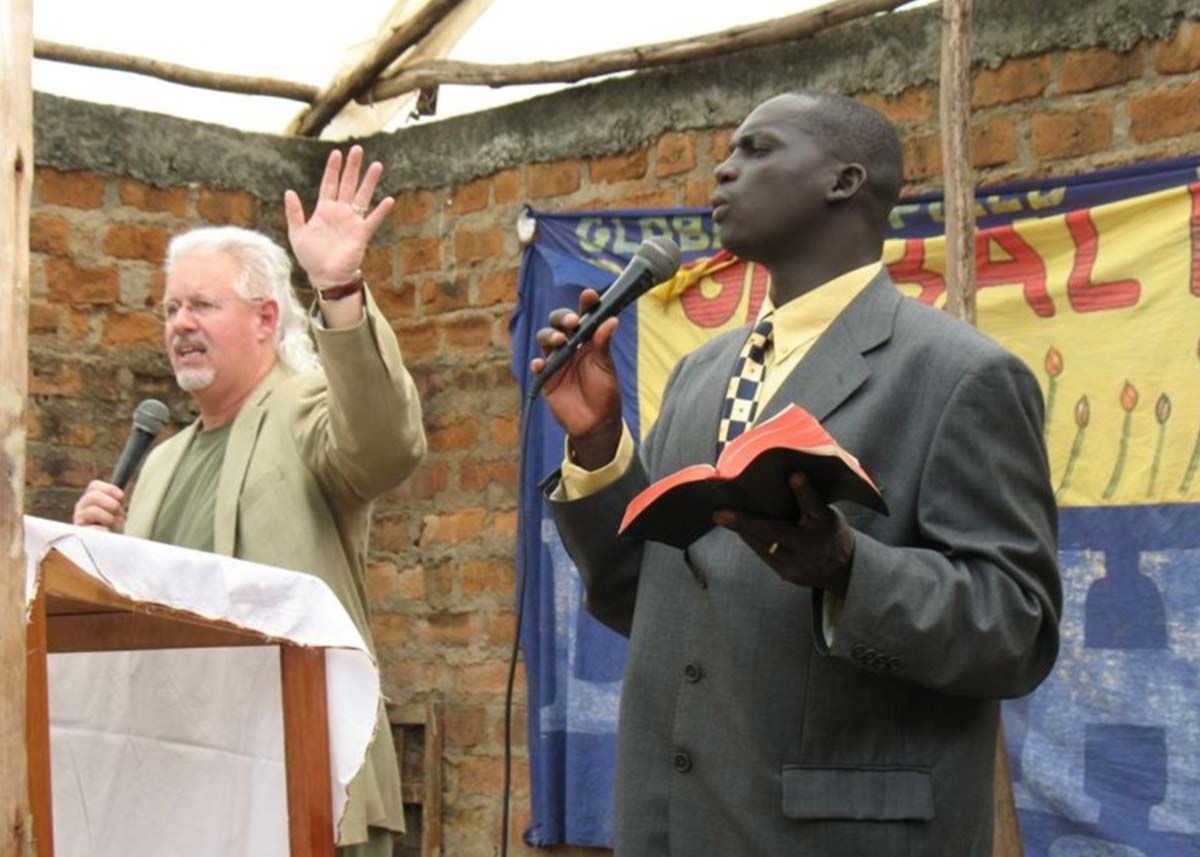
[[683, 662, 703, 683], [673, 751, 693, 773], [862, 648, 878, 666], [851, 643, 867, 660]]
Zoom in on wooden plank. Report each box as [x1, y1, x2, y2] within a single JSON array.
[[280, 646, 335, 857], [25, 586, 53, 857], [422, 699, 444, 857], [34, 39, 318, 102], [291, 0, 467, 137], [994, 729, 1025, 857], [366, 0, 910, 103], [939, 0, 978, 324], [47, 612, 267, 653], [1, 0, 35, 853]]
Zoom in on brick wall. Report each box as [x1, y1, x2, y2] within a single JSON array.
[[24, 10, 1200, 857]]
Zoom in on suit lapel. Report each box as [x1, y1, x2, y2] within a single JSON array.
[[125, 421, 200, 538], [212, 364, 290, 557], [761, 271, 901, 424]]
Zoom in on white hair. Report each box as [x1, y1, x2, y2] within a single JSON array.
[[165, 226, 320, 373]]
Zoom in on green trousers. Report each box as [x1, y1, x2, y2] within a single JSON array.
[[337, 827, 393, 857]]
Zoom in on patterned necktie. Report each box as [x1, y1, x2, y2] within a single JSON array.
[[717, 314, 774, 452]]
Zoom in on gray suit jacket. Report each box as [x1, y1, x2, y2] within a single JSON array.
[[549, 273, 1061, 857], [126, 290, 426, 844]]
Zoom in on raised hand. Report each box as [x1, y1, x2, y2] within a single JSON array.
[[283, 145, 394, 287], [531, 289, 624, 469], [73, 480, 127, 533]]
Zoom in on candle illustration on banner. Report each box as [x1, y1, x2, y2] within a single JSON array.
[[1148, 393, 1171, 497], [1056, 394, 1089, 501], [1044, 345, 1063, 435], [1103, 381, 1139, 500]]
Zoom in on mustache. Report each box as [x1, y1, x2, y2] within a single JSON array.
[[170, 332, 209, 351]]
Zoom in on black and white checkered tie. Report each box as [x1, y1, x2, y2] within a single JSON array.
[[717, 314, 774, 452]]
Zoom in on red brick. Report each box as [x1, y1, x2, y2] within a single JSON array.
[[971, 56, 1051, 108], [394, 188, 437, 226], [384, 659, 452, 694], [385, 460, 449, 502], [1129, 82, 1200, 143], [1031, 107, 1114, 160], [28, 358, 83, 396], [371, 513, 418, 552], [420, 278, 471, 315], [102, 311, 162, 346], [454, 228, 505, 265], [419, 507, 487, 545], [492, 169, 521, 205], [493, 509, 517, 539], [445, 706, 487, 748], [684, 177, 715, 207], [373, 282, 416, 320], [455, 660, 522, 696], [103, 223, 169, 263], [428, 415, 480, 453], [418, 612, 480, 646], [858, 88, 934, 125], [367, 560, 428, 602], [490, 413, 519, 449], [28, 303, 63, 335], [614, 188, 677, 208], [655, 132, 697, 178], [589, 150, 649, 183], [362, 244, 393, 287], [118, 179, 188, 216], [528, 161, 581, 199], [37, 168, 106, 209], [399, 237, 443, 274], [476, 269, 517, 307], [450, 178, 491, 215], [26, 454, 96, 490], [459, 458, 518, 493], [196, 188, 257, 225], [444, 314, 494, 352], [45, 259, 119, 305], [972, 120, 1018, 167], [29, 214, 70, 256], [370, 613, 412, 646], [710, 128, 735, 164], [457, 755, 504, 796], [487, 610, 517, 647], [460, 559, 515, 598], [1058, 47, 1142, 94], [393, 320, 440, 363], [1156, 20, 1200, 74]]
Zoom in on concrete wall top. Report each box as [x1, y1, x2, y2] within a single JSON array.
[[34, 0, 1200, 195]]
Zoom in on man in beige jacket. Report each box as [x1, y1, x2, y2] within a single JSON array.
[[73, 145, 425, 856]]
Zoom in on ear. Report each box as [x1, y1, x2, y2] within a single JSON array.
[[256, 299, 281, 343], [828, 163, 867, 201]]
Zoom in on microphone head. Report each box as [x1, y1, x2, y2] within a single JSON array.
[[131, 398, 171, 435], [635, 237, 682, 282]]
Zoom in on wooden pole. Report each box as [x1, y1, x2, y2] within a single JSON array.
[[940, 0, 977, 325], [940, 2, 1021, 852], [365, 0, 911, 103], [291, 0, 467, 138], [1, 0, 35, 854], [34, 39, 319, 103]]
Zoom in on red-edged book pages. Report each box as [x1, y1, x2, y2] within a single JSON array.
[[619, 403, 887, 549]]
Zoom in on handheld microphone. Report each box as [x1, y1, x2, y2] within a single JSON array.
[[529, 236, 681, 400], [111, 399, 171, 489]]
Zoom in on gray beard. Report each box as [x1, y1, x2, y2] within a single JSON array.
[[175, 367, 215, 392]]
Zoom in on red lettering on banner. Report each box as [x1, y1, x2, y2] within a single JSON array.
[[679, 261, 769, 328], [976, 226, 1055, 317], [1064, 209, 1141, 312], [1190, 182, 1200, 297], [887, 239, 945, 306]]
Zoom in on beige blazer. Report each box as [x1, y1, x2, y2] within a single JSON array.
[[127, 290, 426, 844]]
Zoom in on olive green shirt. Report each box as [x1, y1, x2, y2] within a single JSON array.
[[148, 422, 233, 552]]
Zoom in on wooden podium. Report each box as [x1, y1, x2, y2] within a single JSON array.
[[25, 548, 336, 857]]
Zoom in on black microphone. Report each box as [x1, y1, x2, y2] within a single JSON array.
[[111, 399, 171, 489], [529, 236, 681, 400]]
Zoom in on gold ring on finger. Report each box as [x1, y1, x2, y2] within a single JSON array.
[[350, 202, 367, 216], [768, 541, 780, 556]]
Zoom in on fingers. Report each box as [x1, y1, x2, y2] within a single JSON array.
[[283, 189, 306, 236], [337, 145, 364, 202], [354, 160, 384, 211], [363, 196, 395, 237], [319, 149, 343, 202], [73, 480, 126, 531], [789, 472, 833, 523]]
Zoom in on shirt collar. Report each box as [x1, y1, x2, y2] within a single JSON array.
[[759, 260, 883, 363]]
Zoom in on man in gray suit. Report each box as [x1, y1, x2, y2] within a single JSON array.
[[532, 92, 1061, 855]]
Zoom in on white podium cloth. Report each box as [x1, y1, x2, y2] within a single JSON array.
[[24, 516, 382, 857]]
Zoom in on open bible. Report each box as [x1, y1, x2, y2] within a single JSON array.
[[618, 404, 887, 549]]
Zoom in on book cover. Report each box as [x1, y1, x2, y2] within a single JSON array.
[[619, 403, 887, 549]]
